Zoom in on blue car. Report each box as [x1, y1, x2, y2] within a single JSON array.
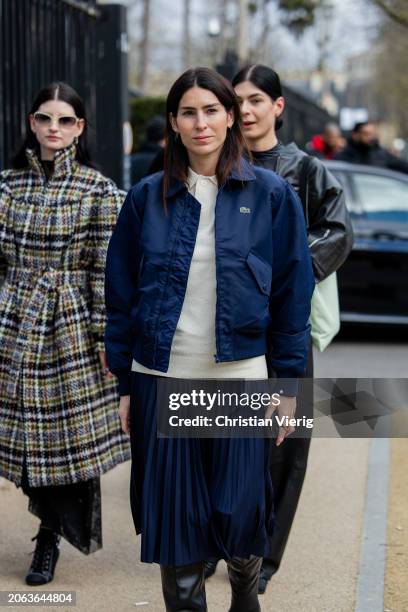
[[325, 161, 408, 325]]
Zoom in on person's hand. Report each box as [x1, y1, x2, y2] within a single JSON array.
[[98, 351, 113, 379], [266, 395, 297, 446], [118, 395, 131, 435]]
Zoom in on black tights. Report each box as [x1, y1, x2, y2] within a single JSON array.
[[20, 462, 102, 554]]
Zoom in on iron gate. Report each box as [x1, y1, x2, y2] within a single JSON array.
[[0, 0, 128, 186]]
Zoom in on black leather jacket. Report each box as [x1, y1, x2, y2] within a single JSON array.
[[252, 142, 354, 282]]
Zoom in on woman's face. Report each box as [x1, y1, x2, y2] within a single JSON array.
[[170, 86, 234, 166], [234, 81, 284, 146], [29, 99, 85, 159]]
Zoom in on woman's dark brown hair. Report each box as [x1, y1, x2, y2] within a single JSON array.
[[163, 67, 246, 201]]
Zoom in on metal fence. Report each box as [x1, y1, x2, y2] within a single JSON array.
[[0, 0, 101, 171], [281, 86, 334, 147]]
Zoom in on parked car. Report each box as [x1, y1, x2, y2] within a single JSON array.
[[325, 161, 408, 325]]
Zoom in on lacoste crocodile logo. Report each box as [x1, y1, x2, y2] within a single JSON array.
[[239, 206, 251, 214]]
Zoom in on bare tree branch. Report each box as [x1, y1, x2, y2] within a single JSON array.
[[372, 0, 408, 28]]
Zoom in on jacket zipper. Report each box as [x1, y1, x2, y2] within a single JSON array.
[[214, 186, 223, 363], [309, 229, 330, 248], [275, 154, 281, 175]]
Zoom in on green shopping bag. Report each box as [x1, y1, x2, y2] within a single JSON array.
[[310, 272, 340, 351]]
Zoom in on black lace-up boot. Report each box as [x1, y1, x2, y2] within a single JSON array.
[[26, 526, 60, 586]]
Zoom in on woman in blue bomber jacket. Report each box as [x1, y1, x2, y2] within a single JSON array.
[[105, 67, 315, 612]]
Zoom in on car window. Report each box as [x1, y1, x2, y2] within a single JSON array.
[[329, 170, 357, 212], [353, 173, 408, 220]]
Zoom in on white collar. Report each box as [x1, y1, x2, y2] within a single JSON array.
[[187, 167, 218, 190]]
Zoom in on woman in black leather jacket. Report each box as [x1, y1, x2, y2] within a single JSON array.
[[147, 67, 354, 592], [214, 64, 352, 594]]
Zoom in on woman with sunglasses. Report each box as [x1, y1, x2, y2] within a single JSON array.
[[105, 67, 315, 611], [0, 82, 129, 585]]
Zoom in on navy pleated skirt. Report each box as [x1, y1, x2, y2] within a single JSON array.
[[129, 372, 274, 566]]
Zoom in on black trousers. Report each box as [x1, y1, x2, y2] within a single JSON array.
[[263, 343, 314, 575], [20, 462, 102, 554]]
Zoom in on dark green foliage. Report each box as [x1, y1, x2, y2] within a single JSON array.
[[129, 96, 166, 152]]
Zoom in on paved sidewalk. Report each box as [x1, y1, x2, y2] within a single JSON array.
[[0, 435, 370, 612], [384, 438, 408, 612]]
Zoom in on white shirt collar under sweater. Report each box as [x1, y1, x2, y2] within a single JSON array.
[[187, 167, 218, 194]]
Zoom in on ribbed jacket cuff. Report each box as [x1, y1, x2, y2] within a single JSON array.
[[274, 377, 299, 397], [94, 340, 106, 353]]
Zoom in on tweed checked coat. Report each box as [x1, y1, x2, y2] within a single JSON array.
[[0, 144, 130, 487]]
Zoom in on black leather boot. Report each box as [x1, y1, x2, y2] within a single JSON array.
[[258, 559, 277, 594], [160, 562, 207, 611], [227, 556, 262, 612], [26, 526, 60, 586], [204, 558, 219, 579]]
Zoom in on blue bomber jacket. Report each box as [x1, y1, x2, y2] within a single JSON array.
[[105, 157, 315, 395]]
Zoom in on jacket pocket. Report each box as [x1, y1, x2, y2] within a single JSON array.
[[246, 251, 272, 296]]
